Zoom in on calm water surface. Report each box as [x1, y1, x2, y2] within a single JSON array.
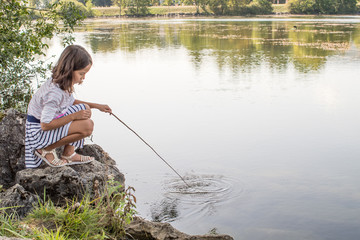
[[46, 17, 360, 239]]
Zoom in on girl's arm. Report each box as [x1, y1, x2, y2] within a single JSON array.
[[74, 99, 112, 113], [40, 109, 91, 131]]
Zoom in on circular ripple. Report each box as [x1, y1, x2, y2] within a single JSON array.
[[167, 175, 232, 195], [150, 173, 244, 222]]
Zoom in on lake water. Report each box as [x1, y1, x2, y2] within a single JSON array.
[[45, 17, 360, 239]]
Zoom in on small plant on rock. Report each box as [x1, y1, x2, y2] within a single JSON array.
[[101, 178, 137, 238], [24, 180, 136, 239]]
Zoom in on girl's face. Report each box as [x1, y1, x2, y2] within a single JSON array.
[[72, 64, 92, 85]]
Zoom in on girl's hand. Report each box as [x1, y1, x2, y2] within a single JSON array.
[[73, 109, 92, 120], [97, 104, 112, 114]]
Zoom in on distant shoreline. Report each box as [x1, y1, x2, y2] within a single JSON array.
[[87, 13, 360, 20], [91, 5, 359, 19], [91, 5, 286, 18]]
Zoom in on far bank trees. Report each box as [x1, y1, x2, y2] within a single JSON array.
[[87, 0, 358, 15], [95, 0, 274, 15], [288, 0, 357, 14]]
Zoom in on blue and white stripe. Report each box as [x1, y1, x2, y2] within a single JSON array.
[[25, 104, 86, 168]]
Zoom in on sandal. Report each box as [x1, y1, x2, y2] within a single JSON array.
[[62, 152, 94, 165], [35, 149, 67, 167]]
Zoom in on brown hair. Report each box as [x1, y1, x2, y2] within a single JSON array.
[[52, 45, 92, 93]]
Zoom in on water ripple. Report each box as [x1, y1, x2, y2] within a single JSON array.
[[150, 173, 244, 222]]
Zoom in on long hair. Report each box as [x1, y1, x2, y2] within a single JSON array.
[[52, 45, 92, 93]]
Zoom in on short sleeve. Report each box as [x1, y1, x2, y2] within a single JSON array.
[[69, 94, 75, 105], [41, 89, 63, 123]]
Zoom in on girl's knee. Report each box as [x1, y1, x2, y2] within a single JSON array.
[[68, 119, 94, 137], [84, 104, 91, 110], [83, 119, 94, 137]]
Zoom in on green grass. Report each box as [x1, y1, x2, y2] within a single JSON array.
[[32, 227, 69, 240], [0, 211, 28, 239], [149, 6, 200, 15], [27, 197, 107, 239], [272, 4, 289, 13], [0, 181, 136, 239], [93, 7, 124, 17]]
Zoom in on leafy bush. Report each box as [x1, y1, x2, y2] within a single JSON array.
[[337, 0, 357, 13], [208, 0, 229, 15], [209, 0, 272, 15], [85, 0, 95, 17], [125, 0, 151, 16], [0, 0, 84, 112], [288, 0, 357, 14], [316, 0, 337, 13], [288, 0, 319, 14], [92, 0, 113, 7], [59, 0, 94, 17], [247, 0, 273, 14]]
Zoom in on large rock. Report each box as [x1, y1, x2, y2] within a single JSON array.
[[126, 217, 234, 240], [0, 184, 38, 218], [16, 160, 124, 205], [0, 109, 27, 188], [77, 144, 116, 165], [0, 109, 125, 207]]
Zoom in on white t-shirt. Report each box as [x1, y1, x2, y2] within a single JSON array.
[[27, 79, 75, 123]]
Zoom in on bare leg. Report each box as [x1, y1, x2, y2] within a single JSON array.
[[43, 119, 93, 150], [38, 119, 94, 163], [62, 145, 81, 160]]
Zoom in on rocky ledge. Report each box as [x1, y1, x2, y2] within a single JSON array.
[[0, 109, 233, 240]]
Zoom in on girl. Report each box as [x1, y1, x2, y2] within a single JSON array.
[[25, 45, 112, 168]]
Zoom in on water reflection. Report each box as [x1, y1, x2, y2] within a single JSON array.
[[58, 18, 360, 239], [151, 197, 179, 222], [80, 19, 360, 73]]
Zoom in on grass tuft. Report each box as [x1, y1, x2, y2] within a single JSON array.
[[0, 180, 136, 239], [0, 210, 27, 238]]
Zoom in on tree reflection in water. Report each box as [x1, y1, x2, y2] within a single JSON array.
[[151, 197, 180, 222], [80, 19, 359, 74]]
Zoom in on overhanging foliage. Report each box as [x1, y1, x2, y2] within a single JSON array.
[[0, 0, 85, 112]]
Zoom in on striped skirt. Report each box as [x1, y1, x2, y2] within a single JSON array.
[[25, 104, 86, 168]]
